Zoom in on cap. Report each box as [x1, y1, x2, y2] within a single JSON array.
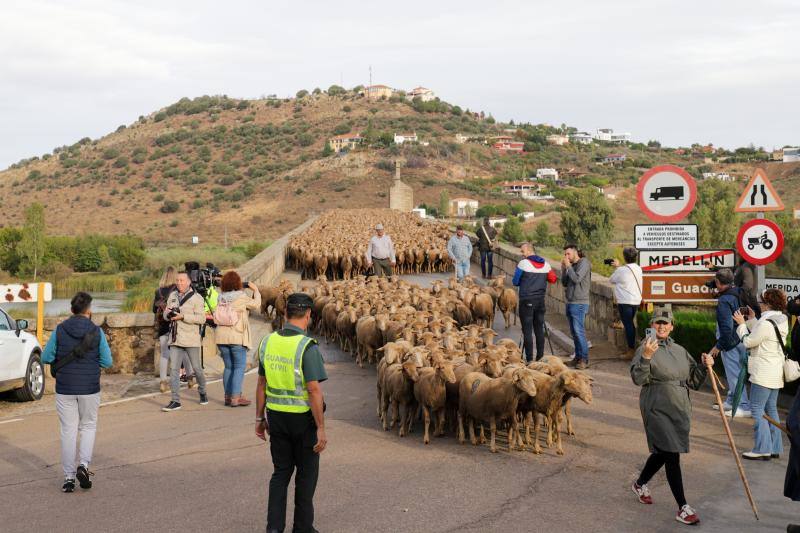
[[286, 293, 314, 310], [651, 308, 673, 324], [375, 223, 384, 230]]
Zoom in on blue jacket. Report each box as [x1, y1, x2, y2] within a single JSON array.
[[42, 315, 113, 395], [513, 255, 557, 300], [715, 286, 742, 351]]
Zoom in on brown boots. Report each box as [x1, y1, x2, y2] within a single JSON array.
[[229, 395, 251, 407]]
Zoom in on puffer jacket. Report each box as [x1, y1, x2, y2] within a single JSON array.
[[737, 310, 789, 389], [214, 289, 262, 349], [164, 289, 206, 348]]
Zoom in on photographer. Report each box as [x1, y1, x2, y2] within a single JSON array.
[[162, 271, 209, 412], [609, 247, 643, 359]]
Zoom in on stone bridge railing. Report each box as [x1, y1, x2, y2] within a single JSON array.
[[236, 216, 317, 286]]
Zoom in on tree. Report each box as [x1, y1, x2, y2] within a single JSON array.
[[689, 180, 742, 248], [327, 85, 345, 96], [501, 216, 525, 244], [439, 190, 450, 218], [533, 221, 551, 247], [559, 190, 614, 251], [0, 227, 23, 274], [295, 89, 309, 99], [19, 203, 47, 279]]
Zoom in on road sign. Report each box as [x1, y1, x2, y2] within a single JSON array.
[[765, 277, 800, 301], [1, 283, 53, 303], [639, 249, 736, 272], [636, 165, 697, 223], [736, 218, 784, 266], [735, 168, 784, 213], [635, 224, 697, 249], [642, 273, 716, 302]]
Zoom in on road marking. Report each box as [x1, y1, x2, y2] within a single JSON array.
[[0, 418, 24, 425]]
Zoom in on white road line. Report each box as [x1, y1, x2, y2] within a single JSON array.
[[0, 418, 24, 425]]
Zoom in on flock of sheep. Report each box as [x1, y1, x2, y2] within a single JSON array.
[[260, 272, 594, 456], [285, 209, 454, 279]]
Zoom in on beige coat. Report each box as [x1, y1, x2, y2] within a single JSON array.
[[214, 289, 262, 349], [164, 289, 206, 348], [737, 310, 789, 389]]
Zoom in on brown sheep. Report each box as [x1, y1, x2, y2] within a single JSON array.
[[457, 369, 538, 453], [497, 288, 518, 329], [413, 359, 457, 444], [469, 292, 495, 328], [381, 360, 420, 436], [355, 316, 383, 367]]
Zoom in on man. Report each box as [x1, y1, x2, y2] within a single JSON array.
[[610, 247, 643, 359], [41, 292, 113, 493], [162, 271, 209, 411], [707, 268, 750, 417], [561, 244, 592, 369], [365, 223, 396, 278], [513, 242, 557, 362], [477, 217, 498, 279], [447, 225, 473, 281], [256, 293, 327, 533]]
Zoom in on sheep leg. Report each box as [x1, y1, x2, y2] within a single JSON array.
[[524, 412, 533, 447], [399, 403, 408, 437], [391, 399, 400, 430], [554, 417, 564, 456], [457, 411, 466, 444], [422, 405, 431, 445], [406, 402, 415, 434], [533, 414, 543, 454], [490, 417, 497, 453], [468, 418, 477, 446], [479, 424, 486, 445], [565, 400, 575, 436], [435, 409, 446, 437]]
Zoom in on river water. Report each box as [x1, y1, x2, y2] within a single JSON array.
[[1, 292, 126, 317]]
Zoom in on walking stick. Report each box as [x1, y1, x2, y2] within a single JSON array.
[[705, 358, 759, 520], [763, 414, 791, 437]]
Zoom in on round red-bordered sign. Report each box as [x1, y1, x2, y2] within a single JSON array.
[[636, 165, 697, 223], [736, 218, 784, 265]]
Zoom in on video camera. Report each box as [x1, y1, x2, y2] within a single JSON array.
[[184, 261, 221, 298]]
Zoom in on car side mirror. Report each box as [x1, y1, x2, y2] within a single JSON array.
[[15, 319, 28, 336]]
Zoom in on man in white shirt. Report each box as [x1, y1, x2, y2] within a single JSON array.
[[365, 223, 396, 277], [610, 247, 643, 358]]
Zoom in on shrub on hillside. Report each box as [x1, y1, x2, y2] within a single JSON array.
[[154, 112, 167, 122], [160, 200, 180, 213], [327, 85, 346, 96], [332, 122, 351, 135], [296, 89, 309, 98], [102, 148, 120, 160]]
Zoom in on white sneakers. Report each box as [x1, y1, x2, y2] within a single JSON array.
[[741, 451, 771, 461], [676, 504, 700, 525], [723, 409, 751, 418]]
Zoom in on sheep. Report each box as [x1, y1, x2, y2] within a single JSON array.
[[497, 287, 519, 329], [457, 369, 538, 453], [381, 360, 420, 436], [470, 292, 495, 328], [355, 315, 383, 367], [413, 359, 457, 444]]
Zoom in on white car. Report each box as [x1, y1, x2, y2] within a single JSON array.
[[0, 307, 44, 401]]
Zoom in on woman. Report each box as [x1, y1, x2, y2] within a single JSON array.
[[214, 271, 261, 407], [630, 308, 711, 526], [733, 288, 788, 460], [786, 383, 800, 531], [788, 295, 800, 362], [153, 266, 194, 392], [610, 247, 643, 359]]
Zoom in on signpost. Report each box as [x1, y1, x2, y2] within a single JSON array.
[[639, 249, 736, 272], [636, 165, 698, 223], [634, 224, 697, 250], [1, 282, 53, 344], [734, 168, 785, 213], [765, 277, 800, 301], [641, 273, 717, 303], [736, 218, 784, 266]]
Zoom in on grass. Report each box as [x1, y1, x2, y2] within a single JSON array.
[[143, 245, 249, 275], [52, 273, 126, 296]]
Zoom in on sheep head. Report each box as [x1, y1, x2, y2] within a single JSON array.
[[435, 359, 457, 384], [561, 370, 593, 404], [512, 368, 538, 398]]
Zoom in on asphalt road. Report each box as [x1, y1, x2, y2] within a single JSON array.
[[1, 272, 797, 532]]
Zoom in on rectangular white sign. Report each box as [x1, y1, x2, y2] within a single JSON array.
[[635, 224, 698, 250], [1, 283, 53, 303], [765, 277, 800, 301], [639, 249, 736, 273]]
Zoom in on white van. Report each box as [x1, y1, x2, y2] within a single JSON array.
[[0, 307, 44, 401]]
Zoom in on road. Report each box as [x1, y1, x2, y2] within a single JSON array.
[[1, 271, 797, 532]]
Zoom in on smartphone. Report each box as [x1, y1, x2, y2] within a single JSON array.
[[738, 307, 749, 317], [644, 328, 657, 342]]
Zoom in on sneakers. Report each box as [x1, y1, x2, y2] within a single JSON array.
[[76, 464, 93, 489], [712, 403, 731, 411], [230, 395, 251, 407], [631, 481, 653, 504], [62, 479, 76, 493], [159, 380, 169, 393], [724, 409, 751, 418], [162, 401, 182, 412], [199, 393, 208, 405], [676, 504, 700, 525], [742, 451, 771, 461]]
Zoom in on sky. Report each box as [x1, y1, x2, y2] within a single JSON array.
[[1, 0, 798, 169]]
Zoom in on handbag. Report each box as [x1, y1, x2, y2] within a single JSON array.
[[50, 328, 99, 378], [766, 318, 800, 383]]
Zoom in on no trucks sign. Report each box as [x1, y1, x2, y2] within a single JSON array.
[[642, 273, 716, 302]]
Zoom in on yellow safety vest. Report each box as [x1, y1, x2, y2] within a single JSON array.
[[259, 332, 315, 413], [204, 286, 219, 314]]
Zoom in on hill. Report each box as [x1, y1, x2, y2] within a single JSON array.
[[1, 89, 796, 247]]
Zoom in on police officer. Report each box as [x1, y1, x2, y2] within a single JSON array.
[[255, 293, 327, 533]]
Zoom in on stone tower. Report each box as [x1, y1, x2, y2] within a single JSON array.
[[389, 158, 413, 211]]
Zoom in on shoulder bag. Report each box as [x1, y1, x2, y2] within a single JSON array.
[[479, 225, 497, 251], [766, 318, 800, 383], [50, 327, 100, 378]]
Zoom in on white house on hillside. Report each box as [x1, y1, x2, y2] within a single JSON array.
[[364, 85, 394, 99], [570, 132, 593, 144], [594, 128, 631, 143], [394, 132, 418, 144], [449, 197, 479, 217], [407, 87, 435, 102], [546, 134, 570, 146], [536, 168, 559, 180], [784, 147, 800, 162]]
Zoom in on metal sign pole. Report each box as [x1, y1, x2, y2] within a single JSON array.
[[755, 212, 765, 292]]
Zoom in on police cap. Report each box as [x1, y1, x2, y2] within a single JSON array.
[[286, 292, 314, 311]]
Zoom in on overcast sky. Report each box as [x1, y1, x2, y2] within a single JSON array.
[[1, 0, 798, 169]]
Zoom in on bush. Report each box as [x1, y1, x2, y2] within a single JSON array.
[[154, 112, 167, 122], [160, 200, 180, 213], [102, 148, 120, 160], [332, 122, 351, 135], [296, 89, 309, 98], [327, 85, 346, 96], [113, 156, 129, 168]]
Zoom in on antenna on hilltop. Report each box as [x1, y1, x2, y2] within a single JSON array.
[[369, 65, 372, 89]]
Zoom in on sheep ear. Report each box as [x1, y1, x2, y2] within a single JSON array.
[[513, 370, 522, 382]]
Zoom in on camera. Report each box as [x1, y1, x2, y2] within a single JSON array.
[[704, 280, 717, 290], [603, 258, 615, 266], [166, 307, 180, 320], [184, 261, 221, 298]]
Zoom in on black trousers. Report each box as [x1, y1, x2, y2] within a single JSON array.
[[480, 250, 494, 277], [266, 410, 319, 533], [637, 449, 687, 508], [519, 298, 546, 362]]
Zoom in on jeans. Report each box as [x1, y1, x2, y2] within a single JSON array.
[[749, 382, 783, 455], [267, 410, 319, 533], [169, 346, 206, 402], [519, 299, 546, 362], [56, 392, 101, 478], [566, 303, 589, 361], [618, 304, 638, 349], [480, 250, 494, 277], [721, 343, 750, 411], [455, 259, 470, 280], [218, 344, 247, 396]]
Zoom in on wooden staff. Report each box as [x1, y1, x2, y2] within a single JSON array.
[[763, 414, 791, 437], [705, 358, 759, 520]]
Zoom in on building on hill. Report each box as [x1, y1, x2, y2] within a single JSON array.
[[501, 180, 544, 199], [784, 147, 800, 162], [702, 172, 735, 182], [536, 168, 559, 180], [407, 87, 435, 102], [492, 136, 524, 153], [594, 128, 631, 143], [449, 197, 479, 217], [602, 153, 627, 165], [329, 133, 363, 153], [364, 84, 394, 99], [772, 149, 784, 161], [569, 132, 593, 145], [394, 132, 418, 145], [546, 134, 570, 146]]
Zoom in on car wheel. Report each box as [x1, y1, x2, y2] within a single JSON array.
[[15, 353, 45, 401]]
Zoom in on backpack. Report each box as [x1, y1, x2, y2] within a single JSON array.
[[212, 297, 240, 327]]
